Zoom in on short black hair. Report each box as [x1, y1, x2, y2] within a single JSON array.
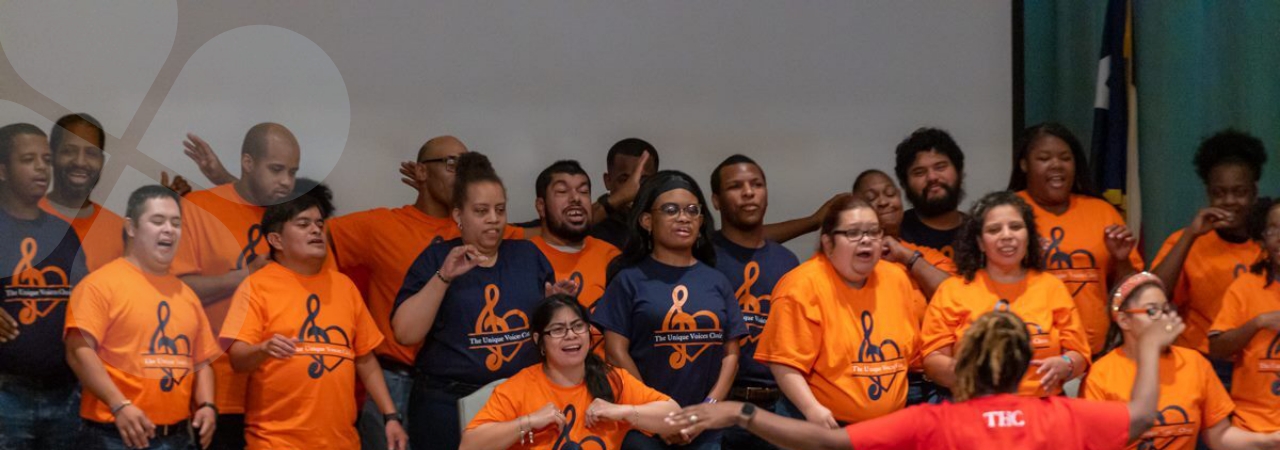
[[535, 160, 590, 199], [1193, 129, 1266, 183], [261, 183, 335, 258], [50, 113, 105, 152], [709, 154, 763, 196], [893, 127, 965, 186], [606, 138, 659, 172], [125, 185, 183, 222], [852, 169, 891, 192], [0, 123, 47, 164]]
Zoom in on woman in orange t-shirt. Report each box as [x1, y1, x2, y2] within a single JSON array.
[[1209, 198, 1280, 433], [1084, 272, 1278, 449], [666, 309, 1185, 450], [921, 191, 1090, 397], [1007, 123, 1143, 356], [461, 295, 678, 450]]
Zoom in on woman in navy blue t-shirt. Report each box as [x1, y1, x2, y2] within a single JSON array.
[[594, 170, 747, 450], [392, 152, 573, 450]]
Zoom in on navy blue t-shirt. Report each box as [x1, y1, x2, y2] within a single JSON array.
[[711, 233, 799, 386], [593, 257, 748, 406], [0, 209, 87, 382], [393, 238, 554, 385]]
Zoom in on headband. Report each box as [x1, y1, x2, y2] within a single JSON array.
[[649, 173, 696, 199], [1110, 271, 1165, 311]]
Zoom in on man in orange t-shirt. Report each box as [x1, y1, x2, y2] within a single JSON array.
[[1209, 271, 1280, 433], [174, 123, 300, 449], [221, 184, 407, 450], [65, 186, 219, 449], [40, 113, 125, 272]]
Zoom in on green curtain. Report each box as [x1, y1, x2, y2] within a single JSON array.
[[1023, 0, 1280, 259]]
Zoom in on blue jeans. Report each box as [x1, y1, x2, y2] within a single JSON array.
[[76, 421, 193, 450], [720, 399, 781, 450], [359, 365, 414, 450], [621, 429, 721, 450], [0, 374, 79, 450], [407, 376, 481, 450]]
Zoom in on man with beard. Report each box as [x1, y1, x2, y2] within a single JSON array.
[[528, 160, 620, 336], [173, 122, 301, 449], [893, 128, 967, 258], [39, 114, 126, 272], [708, 155, 800, 450]]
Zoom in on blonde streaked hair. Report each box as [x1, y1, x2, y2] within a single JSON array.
[[953, 310, 1032, 402]]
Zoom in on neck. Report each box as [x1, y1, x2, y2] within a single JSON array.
[[542, 360, 586, 388], [844, 276, 868, 289], [233, 179, 262, 206], [652, 246, 697, 267], [1121, 335, 1141, 359], [719, 222, 765, 249], [0, 193, 40, 220], [47, 188, 93, 210], [473, 242, 501, 267], [918, 210, 963, 231], [124, 251, 168, 275], [539, 229, 584, 249], [413, 192, 451, 218], [278, 255, 324, 276], [985, 263, 1026, 283], [1030, 193, 1069, 215], [1216, 227, 1249, 243]]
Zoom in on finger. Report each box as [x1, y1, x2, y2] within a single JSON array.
[[825, 417, 839, 429], [401, 177, 416, 188], [119, 426, 137, 449], [160, 171, 171, 185], [633, 151, 651, 177]]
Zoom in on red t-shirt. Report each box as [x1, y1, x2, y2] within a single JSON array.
[[843, 394, 1130, 450]]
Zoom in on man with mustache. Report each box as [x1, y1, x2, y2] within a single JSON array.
[[0, 123, 88, 449], [893, 128, 967, 259], [173, 122, 301, 450], [39, 114, 125, 272]]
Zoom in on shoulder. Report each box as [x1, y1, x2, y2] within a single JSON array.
[[1228, 271, 1267, 291], [873, 260, 913, 285], [503, 238, 541, 254], [585, 237, 621, 258], [1028, 270, 1070, 293], [79, 259, 128, 289], [1162, 229, 1187, 245]]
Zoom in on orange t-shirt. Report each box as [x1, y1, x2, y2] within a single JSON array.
[[39, 198, 125, 272], [920, 269, 1091, 396], [530, 236, 620, 356], [754, 257, 920, 424], [1153, 229, 1262, 353], [898, 241, 956, 322], [1018, 192, 1145, 355], [64, 258, 219, 424], [1209, 272, 1280, 432], [466, 365, 671, 449], [172, 183, 269, 414], [327, 205, 525, 365], [220, 262, 383, 449], [1082, 346, 1235, 450]]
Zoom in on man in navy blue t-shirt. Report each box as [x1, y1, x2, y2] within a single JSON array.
[[708, 155, 799, 450], [0, 123, 88, 449]]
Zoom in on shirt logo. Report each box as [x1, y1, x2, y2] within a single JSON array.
[[981, 410, 1025, 428], [468, 284, 531, 372], [552, 404, 607, 450], [569, 271, 585, 300], [1263, 333, 1280, 396], [735, 262, 771, 345], [1137, 405, 1196, 449], [1042, 227, 1099, 297], [4, 238, 72, 325], [145, 300, 193, 392], [993, 301, 1051, 350], [852, 311, 906, 400], [655, 285, 723, 369], [297, 294, 354, 379], [234, 224, 265, 270]]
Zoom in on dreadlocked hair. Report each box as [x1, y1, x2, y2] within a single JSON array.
[[953, 310, 1033, 402]]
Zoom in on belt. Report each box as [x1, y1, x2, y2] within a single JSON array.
[[376, 356, 415, 375], [729, 385, 781, 404], [83, 418, 191, 437], [414, 373, 483, 396]]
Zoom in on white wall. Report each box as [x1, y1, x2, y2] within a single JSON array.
[[0, 1, 1012, 255]]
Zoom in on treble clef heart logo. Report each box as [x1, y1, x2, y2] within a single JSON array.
[[569, 272, 585, 299], [855, 311, 903, 401], [736, 262, 770, 345], [298, 294, 352, 379], [8, 237, 72, 325], [660, 285, 721, 369], [1266, 333, 1280, 396], [551, 404, 607, 450], [148, 300, 192, 392], [235, 224, 265, 270], [472, 284, 530, 371], [1043, 227, 1098, 296], [1137, 405, 1193, 450]]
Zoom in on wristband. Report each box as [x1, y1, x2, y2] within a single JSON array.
[[906, 251, 924, 270], [196, 401, 218, 416], [1061, 354, 1075, 376], [111, 400, 133, 416], [703, 397, 718, 404], [435, 270, 452, 284]]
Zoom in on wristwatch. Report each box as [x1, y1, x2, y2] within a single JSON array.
[[738, 402, 757, 427], [196, 402, 219, 416], [383, 412, 404, 424]]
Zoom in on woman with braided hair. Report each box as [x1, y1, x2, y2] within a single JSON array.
[[663, 308, 1183, 449]]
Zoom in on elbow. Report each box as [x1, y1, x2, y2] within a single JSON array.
[[457, 435, 478, 450], [393, 327, 421, 347]]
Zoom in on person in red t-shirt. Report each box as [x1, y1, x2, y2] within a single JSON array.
[[665, 309, 1184, 450]]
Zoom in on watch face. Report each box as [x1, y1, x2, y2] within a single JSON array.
[[741, 403, 756, 415]]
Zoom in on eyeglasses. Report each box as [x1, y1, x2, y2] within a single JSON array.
[[419, 155, 459, 173], [543, 321, 589, 338], [1117, 303, 1178, 319], [654, 203, 702, 219], [1263, 227, 1280, 239], [829, 227, 884, 242]]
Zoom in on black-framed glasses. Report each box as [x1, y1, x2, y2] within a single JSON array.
[[829, 227, 884, 242], [419, 155, 459, 173], [654, 203, 702, 219], [1117, 303, 1177, 319], [543, 321, 589, 338]]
